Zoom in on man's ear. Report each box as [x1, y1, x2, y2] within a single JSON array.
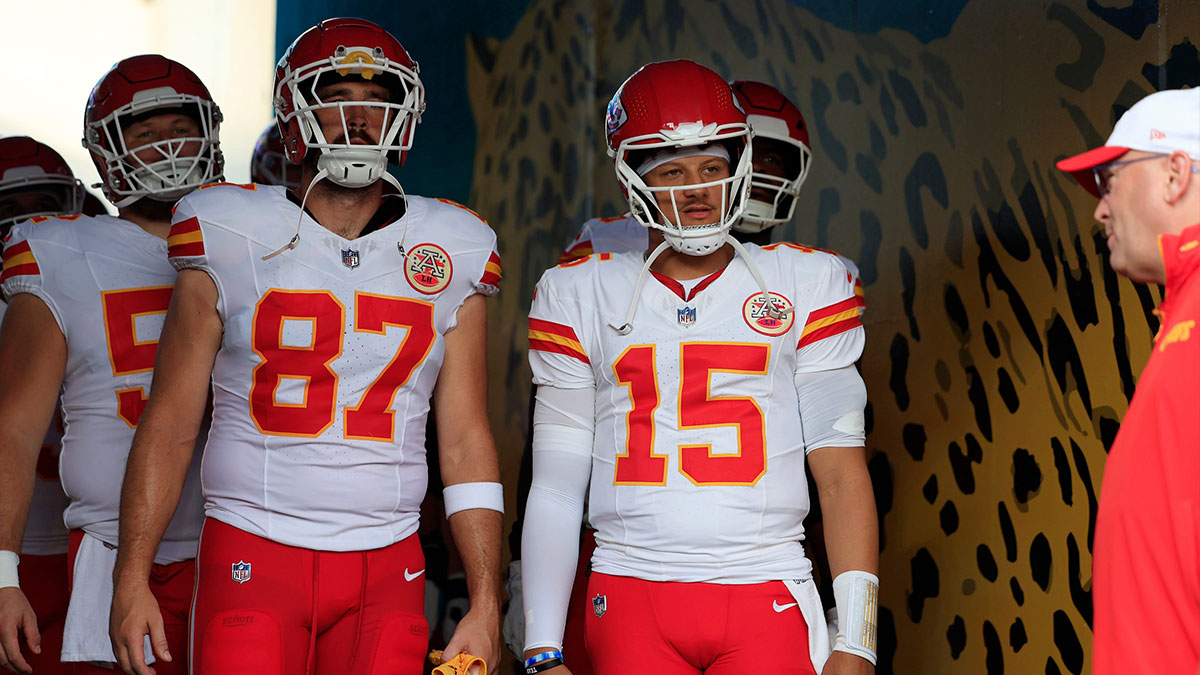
[[1164, 150, 1195, 205]]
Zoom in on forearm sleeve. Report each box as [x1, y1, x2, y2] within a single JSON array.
[[521, 385, 595, 652]]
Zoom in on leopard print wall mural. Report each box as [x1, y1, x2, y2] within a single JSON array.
[[464, 1, 1200, 672]]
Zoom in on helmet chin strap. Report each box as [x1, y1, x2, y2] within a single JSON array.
[[609, 233, 791, 335], [262, 166, 328, 260], [725, 235, 793, 320], [261, 156, 406, 262], [609, 240, 672, 335]]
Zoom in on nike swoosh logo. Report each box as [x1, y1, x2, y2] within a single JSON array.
[[404, 568, 425, 582], [773, 601, 798, 613]]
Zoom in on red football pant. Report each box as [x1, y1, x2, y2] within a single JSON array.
[[190, 518, 428, 675], [18, 552, 69, 675], [561, 531, 596, 675], [67, 530, 193, 675], [585, 573, 817, 675]]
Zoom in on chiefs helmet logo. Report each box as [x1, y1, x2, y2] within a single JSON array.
[[742, 292, 795, 336], [404, 243, 453, 294], [605, 92, 628, 140]]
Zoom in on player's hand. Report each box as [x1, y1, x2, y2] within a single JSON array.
[[821, 650, 874, 675], [0, 587, 39, 674], [109, 581, 170, 675], [442, 605, 500, 672]]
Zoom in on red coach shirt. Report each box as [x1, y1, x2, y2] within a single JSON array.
[[1093, 222, 1200, 675]]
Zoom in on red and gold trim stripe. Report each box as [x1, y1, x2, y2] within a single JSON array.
[[1, 241, 40, 283], [853, 278, 866, 310], [197, 182, 257, 191], [167, 217, 205, 258], [480, 251, 502, 287], [558, 240, 594, 265], [798, 297, 862, 349], [435, 198, 486, 222], [529, 317, 589, 364]]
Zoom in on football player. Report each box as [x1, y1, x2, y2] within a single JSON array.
[[559, 81, 862, 299], [506, 79, 865, 673], [0, 136, 83, 675], [520, 60, 878, 675], [0, 56, 221, 675], [108, 18, 503, 675], [249, 123, 302, 192]]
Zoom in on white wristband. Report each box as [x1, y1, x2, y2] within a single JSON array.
[[0, 550, 19, 590], [443, 481, 505, 517], [832, 570, 878, 665]]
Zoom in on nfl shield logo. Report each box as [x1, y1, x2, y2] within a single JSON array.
[[341, 249, 360, 269], [592, 593, 607, 618], [231, 561, 251, 584], [678, 306, 696, 326]]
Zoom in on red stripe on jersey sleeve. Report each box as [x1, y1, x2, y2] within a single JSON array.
[[798, 313, 862, 349], [1, 241, 40, 282], [479, 251, 502, 287], [558, 240, 593, 265], [167, 217, 205, 258], [528, 317, 589, 364], [805, 297, 861, 324]]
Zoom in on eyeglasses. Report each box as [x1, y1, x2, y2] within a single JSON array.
[[1092, 154, 1200, 197], [1092, 154, 1165, 197]]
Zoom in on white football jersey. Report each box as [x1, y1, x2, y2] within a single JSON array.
[[1, 215, 205, 563], [559, 214, 865, 311], [528, 243, 863, 583], [169, 184, 501, 551], [0, 300, 70, 556], [558, 214, 646, 264]]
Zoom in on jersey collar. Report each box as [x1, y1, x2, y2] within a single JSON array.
[[649, 266, 727, 302]]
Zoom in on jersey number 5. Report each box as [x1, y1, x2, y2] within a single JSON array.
[[249, 289, 435, 441], [101, 286, 174, 427], [613, 342, 770, 487]]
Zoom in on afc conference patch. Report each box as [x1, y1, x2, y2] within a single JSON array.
[[404, 242, 453, 294], [231, 560, 251, 584], [742, 292, 795, 336]]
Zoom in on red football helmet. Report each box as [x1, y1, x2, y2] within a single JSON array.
[[730, 80, 812, 232], [0, 136, 85, 232], [605, 60, 752, 255], [250, 123, 301, 191], [83, 54, 223, 208], [274, 17, 424, 188]]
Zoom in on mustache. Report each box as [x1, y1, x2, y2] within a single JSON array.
[[674, 198, 716, 211], [331, 127, 378, 145]]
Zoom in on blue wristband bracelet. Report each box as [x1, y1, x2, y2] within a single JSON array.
[[524, 651, 564, 668]]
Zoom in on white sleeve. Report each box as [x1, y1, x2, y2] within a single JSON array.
[[0, 224, 66, 334], [795, 365, 867, 452], [528, 272, 593, 389], [795, 255, 864, 374], [521, 385, 595, 652]]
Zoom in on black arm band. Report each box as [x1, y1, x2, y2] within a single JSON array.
[[525, 658, 565, 673]]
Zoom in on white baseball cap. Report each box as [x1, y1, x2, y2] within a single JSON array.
[[1057, 87, 1200, 197]]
